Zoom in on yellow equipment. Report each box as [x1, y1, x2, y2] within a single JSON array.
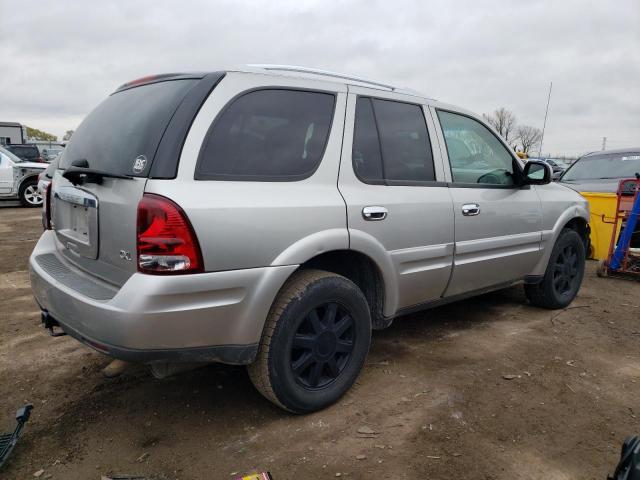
[[580, 192, 621, 260]]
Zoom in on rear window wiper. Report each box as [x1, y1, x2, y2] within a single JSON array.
[[62, 159, 133, 185]]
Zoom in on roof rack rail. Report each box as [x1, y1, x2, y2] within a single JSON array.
[[247, 64, 397, 91]]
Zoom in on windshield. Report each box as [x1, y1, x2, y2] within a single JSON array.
[[0, 145, 25, 163], [562, 152, 640, 181], [60, 79, 197, 177]]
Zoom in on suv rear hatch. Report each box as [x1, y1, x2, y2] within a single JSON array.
[[52, 74, 223, 287]]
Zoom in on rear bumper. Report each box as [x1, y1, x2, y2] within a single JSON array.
[[29, 231, 297, 364]]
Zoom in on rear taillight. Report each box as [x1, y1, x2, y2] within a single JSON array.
[[136, 194, 203, 274], [43, 182, 52, 230]]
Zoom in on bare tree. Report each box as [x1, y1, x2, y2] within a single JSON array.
[[483, 107, 517, 144], [517, 125, 542, 154]]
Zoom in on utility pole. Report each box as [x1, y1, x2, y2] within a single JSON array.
[[602, 137, 607, 151], [538, 81, 553, 157]]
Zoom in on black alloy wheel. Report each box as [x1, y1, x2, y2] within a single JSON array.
[[552, 243, 580, 296], [248, 269, 371, 413], [290, 302, 355, 389], [525, 228, 586, 309]]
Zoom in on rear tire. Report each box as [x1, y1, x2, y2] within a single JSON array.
[[525, 228, 585, 309], [248, 269, 371, 413], [19, 179, 42, 207]]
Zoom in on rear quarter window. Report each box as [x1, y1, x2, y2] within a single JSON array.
[[195, 89, 335, 181]]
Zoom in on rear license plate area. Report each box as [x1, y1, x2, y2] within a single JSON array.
[[52, 186, 99, 259]]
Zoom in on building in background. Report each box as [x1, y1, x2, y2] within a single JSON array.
[[0, 122, 26, 145]]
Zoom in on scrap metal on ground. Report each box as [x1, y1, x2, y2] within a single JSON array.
[[0, 405, 33, 469]]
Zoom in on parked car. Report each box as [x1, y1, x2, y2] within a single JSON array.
[[559, 148, 640, 193], [559, 148, 640, 248], [40, 146, 64, 162], [544, 158, 566, 175], [4, 144, 44, 163], [29, 66, 589, 413], [0, 145, 47, 206]]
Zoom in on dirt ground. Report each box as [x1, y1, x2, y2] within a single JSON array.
[[1, 203, 639, 480]]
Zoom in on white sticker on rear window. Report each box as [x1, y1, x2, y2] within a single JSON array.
[[622, 155, 640, 161], [132, 155, 147, 173]]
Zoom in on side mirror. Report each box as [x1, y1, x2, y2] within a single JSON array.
[[523, 160, 551, 185]]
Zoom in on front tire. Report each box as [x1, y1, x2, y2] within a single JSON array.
[[19, 179, 43, 207], [525, 228, 585, 309], [248, 269, 371, 413]]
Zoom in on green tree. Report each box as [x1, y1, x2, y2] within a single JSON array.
[[26, 126, 57, 142], [63, 130, 74, 141]]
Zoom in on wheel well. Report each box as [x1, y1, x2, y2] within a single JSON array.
[[18, 174, 39, 191], [563, 217, 590, 252], [298, 250, 388, 329]]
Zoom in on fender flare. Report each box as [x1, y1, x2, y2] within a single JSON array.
[[347, 229, 399, 317], [270, 228, 349, 266], [269, 228, 398, 317], [530, 204, 590, 277]]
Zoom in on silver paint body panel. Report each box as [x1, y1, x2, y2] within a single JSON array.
[[29, 68, 589, 363], [31, 230, 297, 350]]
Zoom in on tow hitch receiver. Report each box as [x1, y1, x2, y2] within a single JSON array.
[[41, 311, 67, 337], [0, 404, 33, 469]]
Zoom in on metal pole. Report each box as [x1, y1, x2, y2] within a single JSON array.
[[538, 81, 552, 157], [602, 136, 607, 151]]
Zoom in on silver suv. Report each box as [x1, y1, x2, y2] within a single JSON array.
[[29, 65, 589, 413]]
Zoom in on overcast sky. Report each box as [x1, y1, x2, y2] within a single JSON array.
[[1, 0, 638, 156]]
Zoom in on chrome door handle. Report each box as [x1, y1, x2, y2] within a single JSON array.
[[462, 203, 480, 216], [362, 206, 388, 221]]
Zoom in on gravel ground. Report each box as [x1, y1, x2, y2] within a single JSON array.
[[1, 202, 639, 480]]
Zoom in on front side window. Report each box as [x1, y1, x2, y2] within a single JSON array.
[[196, 89, 335, 181], [437, 110, 517, 186], [352, 97, 435, 184]]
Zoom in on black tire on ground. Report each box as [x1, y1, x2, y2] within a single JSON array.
[[248, 269, 371, 413], [525, 228, 586, 309], [18, 179, 43, 207]]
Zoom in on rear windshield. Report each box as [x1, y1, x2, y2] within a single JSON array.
[[8, 145, 39, 159], [0, 145, 25, 163], [60, 79, 197, 177], [562, 152, 640, 181]]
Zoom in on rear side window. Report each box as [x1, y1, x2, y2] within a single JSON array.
[[352, 98, 383, 183], [352, 97, 435, 184], [60, 79, 198, 177], [196, 89, 335, 181]]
